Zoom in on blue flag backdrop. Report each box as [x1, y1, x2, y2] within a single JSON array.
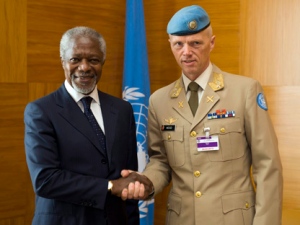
[[122, 0, 154, 224]]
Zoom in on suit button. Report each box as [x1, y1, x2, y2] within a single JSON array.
[[245, 202, 249, 208], [101, 159, 107, 164], [194, 171, 201, 177], [195, 191, 202, 198], [190, 131, 197, 137], [220, 127, 226, 133]]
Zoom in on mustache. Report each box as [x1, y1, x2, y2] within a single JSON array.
[[72, 73, 96, 79]]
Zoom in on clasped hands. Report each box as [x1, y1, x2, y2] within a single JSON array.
[[110, 170, 154, 201]]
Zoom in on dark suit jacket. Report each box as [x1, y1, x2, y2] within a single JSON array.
[[24, 84, 139, 225]]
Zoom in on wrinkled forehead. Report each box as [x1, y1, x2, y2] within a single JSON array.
[[63, 36, 102, 58]]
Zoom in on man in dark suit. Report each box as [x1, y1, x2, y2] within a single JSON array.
[[24, 26, 141, 225]]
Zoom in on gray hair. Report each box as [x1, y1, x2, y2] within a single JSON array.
[[59, 26, 106, 63]]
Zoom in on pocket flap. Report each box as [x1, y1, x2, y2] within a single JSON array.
[[205, 118, 241, 135], [167, 193, 181, 215], [222, 191, 255, 214]]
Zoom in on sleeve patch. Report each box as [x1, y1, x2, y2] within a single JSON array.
[[256, 93, 268, 111]]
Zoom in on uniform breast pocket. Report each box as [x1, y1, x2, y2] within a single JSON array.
[[161, 126, 185, 167], [204, 118, 246, 161]]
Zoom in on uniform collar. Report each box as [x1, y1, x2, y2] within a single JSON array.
[[182, 62, 212, 93]]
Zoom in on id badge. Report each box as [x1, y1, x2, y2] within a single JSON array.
[[196, 135, 219, 151]]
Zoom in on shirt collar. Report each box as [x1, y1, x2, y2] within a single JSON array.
[[64, 80, 100, 105], [182, 62, 212, 92]]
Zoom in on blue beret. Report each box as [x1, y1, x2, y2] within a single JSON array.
[[167, 5, 210, 35]]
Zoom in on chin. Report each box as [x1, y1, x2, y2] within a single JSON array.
[[72, 81, 96, 95]]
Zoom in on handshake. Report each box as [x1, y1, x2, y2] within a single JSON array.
[[110, 170, 154, 201]]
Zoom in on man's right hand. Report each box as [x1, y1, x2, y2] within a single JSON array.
[[111, 170, 154, 200]]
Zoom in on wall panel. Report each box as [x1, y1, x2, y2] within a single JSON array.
[[241, 0, 300, 215], [0, 0, 28, 223], [264, 86, 300, 208], [240, 0, 300, 86], [0, 0, 27, 83], [0, 83, 28, 224]]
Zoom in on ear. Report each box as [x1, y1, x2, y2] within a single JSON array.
[[168, 34, 172, 44], [61, 58, 65, 69], [210, 35, 216, 51]]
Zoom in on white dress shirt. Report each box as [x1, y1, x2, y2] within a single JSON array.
[[64, 80, 105, 133]]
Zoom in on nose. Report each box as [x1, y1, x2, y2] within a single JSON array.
[[78, 59, 91, 72], [183, 45, 192, 56]]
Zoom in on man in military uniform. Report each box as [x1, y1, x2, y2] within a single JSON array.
[[122, 5, 283, 225]]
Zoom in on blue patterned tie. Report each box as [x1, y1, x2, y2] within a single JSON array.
[[81, 97, 107, 153]]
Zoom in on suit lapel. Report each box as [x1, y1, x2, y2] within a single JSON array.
[[98, 91, 117, 164], [55, 85, 105, 156]]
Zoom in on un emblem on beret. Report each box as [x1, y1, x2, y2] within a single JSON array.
[[188, 20, 197, 30]]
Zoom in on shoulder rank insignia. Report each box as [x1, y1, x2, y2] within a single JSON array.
[[170, 79, 182, 98], [209, 73, 224, 91]]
